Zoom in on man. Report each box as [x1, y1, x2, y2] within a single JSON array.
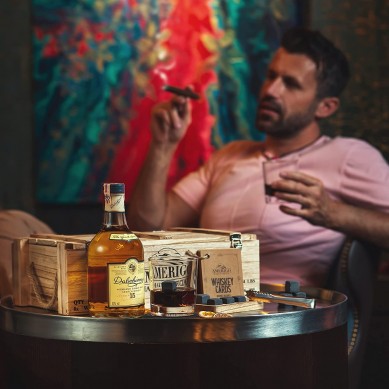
[[128, 28, 389, 287]]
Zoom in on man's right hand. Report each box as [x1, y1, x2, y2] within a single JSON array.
[[150, 96, 192, 147], [128, 95, 194, 231]]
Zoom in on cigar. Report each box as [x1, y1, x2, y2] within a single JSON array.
[[163, 85, 200, 100], [245, 290, 316, 309]]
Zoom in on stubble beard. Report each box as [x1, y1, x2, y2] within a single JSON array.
[[256, 100, 318, 139]]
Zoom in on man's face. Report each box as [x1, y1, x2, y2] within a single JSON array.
[[256, 48, 320, 138]]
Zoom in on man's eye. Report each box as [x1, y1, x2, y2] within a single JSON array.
[[285, 78, 300, 89]]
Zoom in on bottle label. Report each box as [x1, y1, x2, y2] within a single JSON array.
[[104, 188, 125, 212], [108, 258, 145, 307], [109, 233, 138, 241]]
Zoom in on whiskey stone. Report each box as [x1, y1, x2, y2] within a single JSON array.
[[196, 294, 210, 304], [221, 297, 235, 304], [207, 298, 223, 305], [161, 280, 177, 292], [285, 280, 300, 294], [233, 295, 246, 302]]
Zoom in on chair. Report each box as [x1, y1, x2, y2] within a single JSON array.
[[326, 239, 379, 389], [0, 210, 53, 298]]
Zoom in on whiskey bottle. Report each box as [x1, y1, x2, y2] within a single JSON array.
[[87, 183, 145, 317]]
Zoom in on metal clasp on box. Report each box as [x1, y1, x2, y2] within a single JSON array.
[[230, 233, 242, 249]]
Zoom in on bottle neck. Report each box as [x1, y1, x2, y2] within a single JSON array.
[[102, 192, 129, 230], [102, 211, 129, 231]]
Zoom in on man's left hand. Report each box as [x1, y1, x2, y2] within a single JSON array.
[[271, 171, 337, 227]]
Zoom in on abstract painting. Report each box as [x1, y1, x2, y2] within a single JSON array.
[[33, 0, 303, 203]]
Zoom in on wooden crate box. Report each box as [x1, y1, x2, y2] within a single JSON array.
[[13, 235, 91, 315], [12, 228, 260, 315]]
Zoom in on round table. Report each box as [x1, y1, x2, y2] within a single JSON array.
[[0, 285, 348, 389]]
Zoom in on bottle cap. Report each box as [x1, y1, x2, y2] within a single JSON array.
[[103, 183, 126, 212], [104, 183, 125, 194]]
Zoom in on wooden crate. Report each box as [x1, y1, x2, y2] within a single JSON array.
[[13, 235, 91, 315], [12, 228, 260, 315]]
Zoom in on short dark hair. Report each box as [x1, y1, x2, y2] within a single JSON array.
[[281, 27, 350, 98]]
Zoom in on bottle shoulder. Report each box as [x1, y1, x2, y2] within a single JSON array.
[[88, 230, 144, 259], [90, 229, 142, 241]]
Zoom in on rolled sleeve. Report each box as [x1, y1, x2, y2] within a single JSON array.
[[339, 140, 389, 212]]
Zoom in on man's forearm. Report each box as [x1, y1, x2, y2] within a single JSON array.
[[127, 142, 175, 230], [326, 201, 389, 249]]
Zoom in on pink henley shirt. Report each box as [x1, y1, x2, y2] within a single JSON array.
[[172, 136, 389, 287]]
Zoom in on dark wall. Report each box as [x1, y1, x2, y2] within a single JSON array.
[[311, 0, 389, 154], [1, 0, 388, 234], [0, 1, 35, 212], [0, 2, 101, 234]]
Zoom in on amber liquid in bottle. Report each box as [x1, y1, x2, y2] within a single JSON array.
[[87, 183, 145, 317]]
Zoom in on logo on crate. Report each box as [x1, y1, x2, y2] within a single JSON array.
[[212, 263, 232, 275]]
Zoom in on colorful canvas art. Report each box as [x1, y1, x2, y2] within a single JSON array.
[[33, 0, 302, 203]]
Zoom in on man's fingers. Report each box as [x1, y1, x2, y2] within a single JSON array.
[[272, 180, 315, 198], [172, 96, 188, 116], [151, 97, 192, 145], [154, 108, 171, 129], [279, 171, 320, 186], [279, 204, 307, 217], [274, 191, 310, 207], [170, 104, 186, 129], [153, 102, 185, 130]]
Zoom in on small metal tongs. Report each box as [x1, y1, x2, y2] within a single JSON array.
[[245, 290, 316, 309]]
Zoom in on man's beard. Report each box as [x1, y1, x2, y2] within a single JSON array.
[[256, 98, 318, 138]]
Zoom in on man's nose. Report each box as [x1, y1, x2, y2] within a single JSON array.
[[264, 78, 283, 98]]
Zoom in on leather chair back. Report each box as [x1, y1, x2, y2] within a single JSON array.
[[326, 239, 379, 389]]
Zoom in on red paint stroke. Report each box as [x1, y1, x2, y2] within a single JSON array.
[[107, 0, 221, 199]]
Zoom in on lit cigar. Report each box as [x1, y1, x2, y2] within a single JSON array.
[[163, 85, 200, 100]]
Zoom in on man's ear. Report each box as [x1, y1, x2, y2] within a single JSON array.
[[315, 97, 340, 119]]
